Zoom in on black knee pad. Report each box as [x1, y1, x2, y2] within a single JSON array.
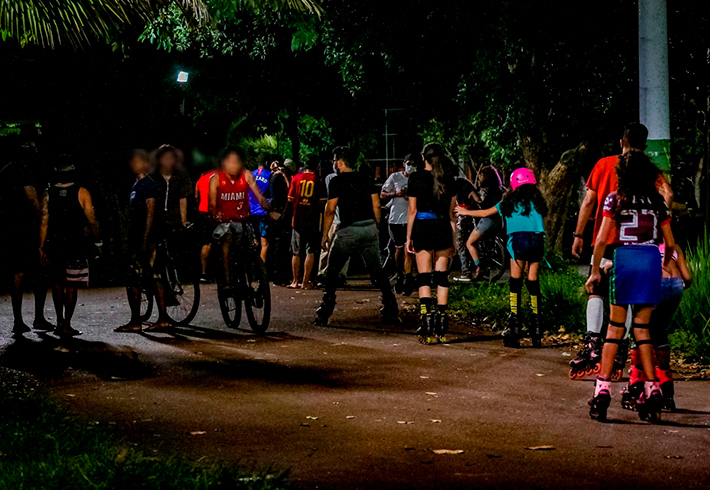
[[416, 272, 433, 288], [509, 276, 523, 294], [433, 271, 449, 288]]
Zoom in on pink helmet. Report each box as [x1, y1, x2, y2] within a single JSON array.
[[510, 167, 536, 190]]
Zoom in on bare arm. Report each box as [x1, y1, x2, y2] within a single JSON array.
[[657, 175, 674, 208], [674, 247, 693, 285], [371, 193, 381, 227], [179, 198, 188, 226], [208, 174, 219, 218], [39, 191, 49, 251], [144, 198, 155, 250], [23, 186, 41, 219], [572, 188, 597, 258], [590, 217, 613, 275], [321, 198, 338, 250], [405, 197, 417, 254], [659, 221, 676, 267], [455, 205, 499, 218], [78, 187, 100, 240]]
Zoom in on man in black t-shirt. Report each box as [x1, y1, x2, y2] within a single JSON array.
[[315, 147, 399, 326]]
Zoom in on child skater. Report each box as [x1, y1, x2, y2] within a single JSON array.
[[622, 242, 692, 412], [456, 167, 547, 348], [585, 150, 676, 423]]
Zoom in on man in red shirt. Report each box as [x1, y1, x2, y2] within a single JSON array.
[[569, 123, 673, 378], [195, 168, 216, 282], [287, 158, 326, 289], [209, 148, 277, 286]]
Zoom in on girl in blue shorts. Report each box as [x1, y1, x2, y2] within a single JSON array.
[[456, 167, 548, 348], [585, 150, 676, 423]]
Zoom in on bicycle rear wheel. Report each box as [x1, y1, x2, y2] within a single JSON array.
[[481, 236, 507, 283], [244, 258, 271, 333], [218, 285, 242, 329], [139, 285, 154, 322]]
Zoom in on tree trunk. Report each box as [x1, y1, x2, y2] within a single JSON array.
[[520, 135, 589, 253], [540, 143, 589, 253]]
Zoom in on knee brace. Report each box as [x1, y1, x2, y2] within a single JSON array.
[[433, 271, 449, 288], [607, 319, 627, 338], [416, 272, 433, 289]]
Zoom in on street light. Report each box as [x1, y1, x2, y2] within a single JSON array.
[[176, 71, 189, 83]]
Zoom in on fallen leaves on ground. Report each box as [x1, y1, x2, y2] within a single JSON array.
[[432, 449, 464, 455]]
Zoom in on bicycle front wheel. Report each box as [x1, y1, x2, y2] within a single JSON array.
[[483, 236, 507, 283], [219, 285, 242, 329], [244, 258, 271, 333], [163, 260, 201, 326]]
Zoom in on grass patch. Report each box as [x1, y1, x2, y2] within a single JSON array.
[[671, 231, 710, 362], [449, 264, 586, 332], [0, 370, 289, 490]]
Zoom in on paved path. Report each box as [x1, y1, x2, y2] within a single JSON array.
[[1, 282, 710, 489]]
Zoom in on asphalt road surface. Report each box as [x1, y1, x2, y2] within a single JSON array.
[[1, 281, 710, 489]]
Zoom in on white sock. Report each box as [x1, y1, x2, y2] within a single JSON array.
[[586, 297, 604, 334]]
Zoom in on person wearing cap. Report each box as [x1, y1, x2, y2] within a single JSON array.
[[456, 167, 548, 348], [39, 158, 101, 338]]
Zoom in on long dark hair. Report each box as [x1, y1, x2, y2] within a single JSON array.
[[422, 143, 454, 198], [612, 149, 664, 218], [499, 183, 548, 218]]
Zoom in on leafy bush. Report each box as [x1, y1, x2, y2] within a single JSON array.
[[671, 231, 710, 361], [0, 371, 288, 490], [449, 265, 586, 332]]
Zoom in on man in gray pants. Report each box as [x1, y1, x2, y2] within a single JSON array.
[[315, 147, 399, 326]]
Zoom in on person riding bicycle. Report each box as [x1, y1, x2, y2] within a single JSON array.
[[208, 148, 279, 289], [460, 166, 503, 281]]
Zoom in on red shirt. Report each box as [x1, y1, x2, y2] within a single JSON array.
[[288, 171, 325, 232], [195, 171, 215, 213], [215, 171, 250, 222]]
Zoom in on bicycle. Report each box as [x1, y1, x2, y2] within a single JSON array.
[[215, 221, 271, 333], [138, 227, 201, 326], [475, 224, 507, 283]]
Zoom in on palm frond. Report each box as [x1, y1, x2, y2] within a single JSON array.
[[0, 0, 210, 48]]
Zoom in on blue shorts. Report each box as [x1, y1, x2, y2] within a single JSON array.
[[251, 215, 272, 238], [610, 245, 662, 305], [507, 232, 544, 262]]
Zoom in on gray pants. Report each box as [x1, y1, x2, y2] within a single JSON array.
[[318, 221, 350, 277], [320, 220, 397, 317], [457, 215, 474, 274]]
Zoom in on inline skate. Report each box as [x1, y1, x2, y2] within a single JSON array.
[[569, 333, 602, 379], [502, 313, 520, 348], [636, 381, 663, 423], [589, 378, 612, 422], [434, 310, 449, 344]]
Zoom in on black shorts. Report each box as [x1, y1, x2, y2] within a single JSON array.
[[411, 218, 453, 252], [291, 228, 320, 255], [388, 223, 407, 248], [507, 232, 544, 262], [197, 212, 216, 246]]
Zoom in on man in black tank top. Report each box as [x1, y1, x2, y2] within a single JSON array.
[[39, 161, 101, 337]]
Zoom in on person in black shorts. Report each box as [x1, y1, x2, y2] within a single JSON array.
[[315, 147, 399, 326], [39, 159, 101, 337], [406, 143, 457, 344], [0, 140, 53, 335], [116, 150, 156, 333]]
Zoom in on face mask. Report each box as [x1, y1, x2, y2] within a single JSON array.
[[404, 164, 412, 174]]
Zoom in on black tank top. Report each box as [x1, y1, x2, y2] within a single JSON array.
[[47, 184, 88, 254]]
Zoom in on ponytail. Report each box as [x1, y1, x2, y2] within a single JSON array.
[[422, 143, 453, 199]]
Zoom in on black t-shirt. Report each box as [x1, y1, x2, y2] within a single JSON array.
[[151, 171, 191, 227], [128, 175, 156, 245], [454, 177, 475, 207], [479, 184, 503, 210], [408, 170, 455, 217], [328, 171, 377, 228]]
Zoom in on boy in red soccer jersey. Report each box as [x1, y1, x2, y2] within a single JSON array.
[[288, 158, 326, 289]]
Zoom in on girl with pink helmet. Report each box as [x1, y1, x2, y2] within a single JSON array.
[[456, 166, 548, 348]]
